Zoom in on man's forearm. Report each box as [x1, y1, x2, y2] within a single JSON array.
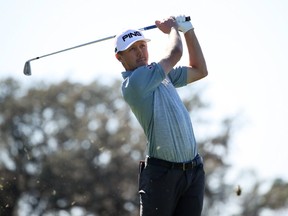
[[159, 27, 183, 74], [168, 27, 183, 59], [184, 29, 207, 73]]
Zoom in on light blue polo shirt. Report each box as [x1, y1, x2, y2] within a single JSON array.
[[121, 62, 197, 163]]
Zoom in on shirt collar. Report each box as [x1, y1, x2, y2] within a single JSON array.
[[121, 71, 133, 79]]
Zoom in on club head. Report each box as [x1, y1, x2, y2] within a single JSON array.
[[24, 61, 31, 76]]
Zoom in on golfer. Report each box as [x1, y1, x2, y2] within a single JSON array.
[[115, 15, 208, 216]]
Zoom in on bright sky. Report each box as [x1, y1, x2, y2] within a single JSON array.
[[1, 0, 288, 183]]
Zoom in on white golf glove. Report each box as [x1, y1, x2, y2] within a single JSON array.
[[176, 15, 193, 33]]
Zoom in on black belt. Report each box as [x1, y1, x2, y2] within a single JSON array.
[[146, 154, 203, 171]]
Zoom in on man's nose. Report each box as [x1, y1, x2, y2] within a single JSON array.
[[135, 47, 143, 56]]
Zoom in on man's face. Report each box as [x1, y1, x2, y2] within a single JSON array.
[[116, 41, 149, 71]]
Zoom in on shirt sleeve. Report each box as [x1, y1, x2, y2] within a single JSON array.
[[168, 66, 188, 88], [126, 62, 166, 97]]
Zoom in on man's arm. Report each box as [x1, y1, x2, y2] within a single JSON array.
[[155, 17, 183, 75], [176, 15, 208, 83], [184, 29, 208, 83]]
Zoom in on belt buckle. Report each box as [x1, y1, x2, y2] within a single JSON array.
[[182, 163, 186, 171]]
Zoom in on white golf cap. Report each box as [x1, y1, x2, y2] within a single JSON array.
[[114, 29, 150, 53]]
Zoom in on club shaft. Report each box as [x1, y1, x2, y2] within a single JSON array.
[[28, 25, 159, 62], [28, 16, 190, 62], [29, 35, 116, 62], [24, 16, 190, 75], [27, 26, 155, 62]]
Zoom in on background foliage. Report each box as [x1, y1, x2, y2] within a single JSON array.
[[1, 78, 287, 216]]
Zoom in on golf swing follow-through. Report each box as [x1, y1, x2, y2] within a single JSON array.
[[23, 16, 190, 76], [115, 15, 208, 216], [24, 14, 208, 216]]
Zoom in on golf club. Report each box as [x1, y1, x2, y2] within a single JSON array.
[[23, 16, 190, 76]]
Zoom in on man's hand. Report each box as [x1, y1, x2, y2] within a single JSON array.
[[155, 17, 178, 34], [176, 15, 193, 33]]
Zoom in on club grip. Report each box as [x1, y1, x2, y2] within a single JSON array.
[[140, 16, 191, 31]]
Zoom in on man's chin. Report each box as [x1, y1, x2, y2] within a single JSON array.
[[137, 61, 148, 67]]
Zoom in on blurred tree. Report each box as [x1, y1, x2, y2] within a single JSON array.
[[0, 78, 145, 216], [0, 78, 287, 216], [238, 178, 288, 216]]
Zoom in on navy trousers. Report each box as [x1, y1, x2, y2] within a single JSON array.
[[138, 157, 205, 216]]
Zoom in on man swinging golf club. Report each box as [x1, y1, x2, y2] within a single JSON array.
[[115, 15, 208, 216]]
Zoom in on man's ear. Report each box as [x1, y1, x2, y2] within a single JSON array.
[[115, 53, 122, 62]]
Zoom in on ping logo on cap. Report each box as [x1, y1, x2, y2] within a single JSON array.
[[115, 29, 150, 53], [122, 31, 142, 42]]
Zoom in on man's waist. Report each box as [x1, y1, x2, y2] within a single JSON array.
[[145, 154, 203, 171]]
